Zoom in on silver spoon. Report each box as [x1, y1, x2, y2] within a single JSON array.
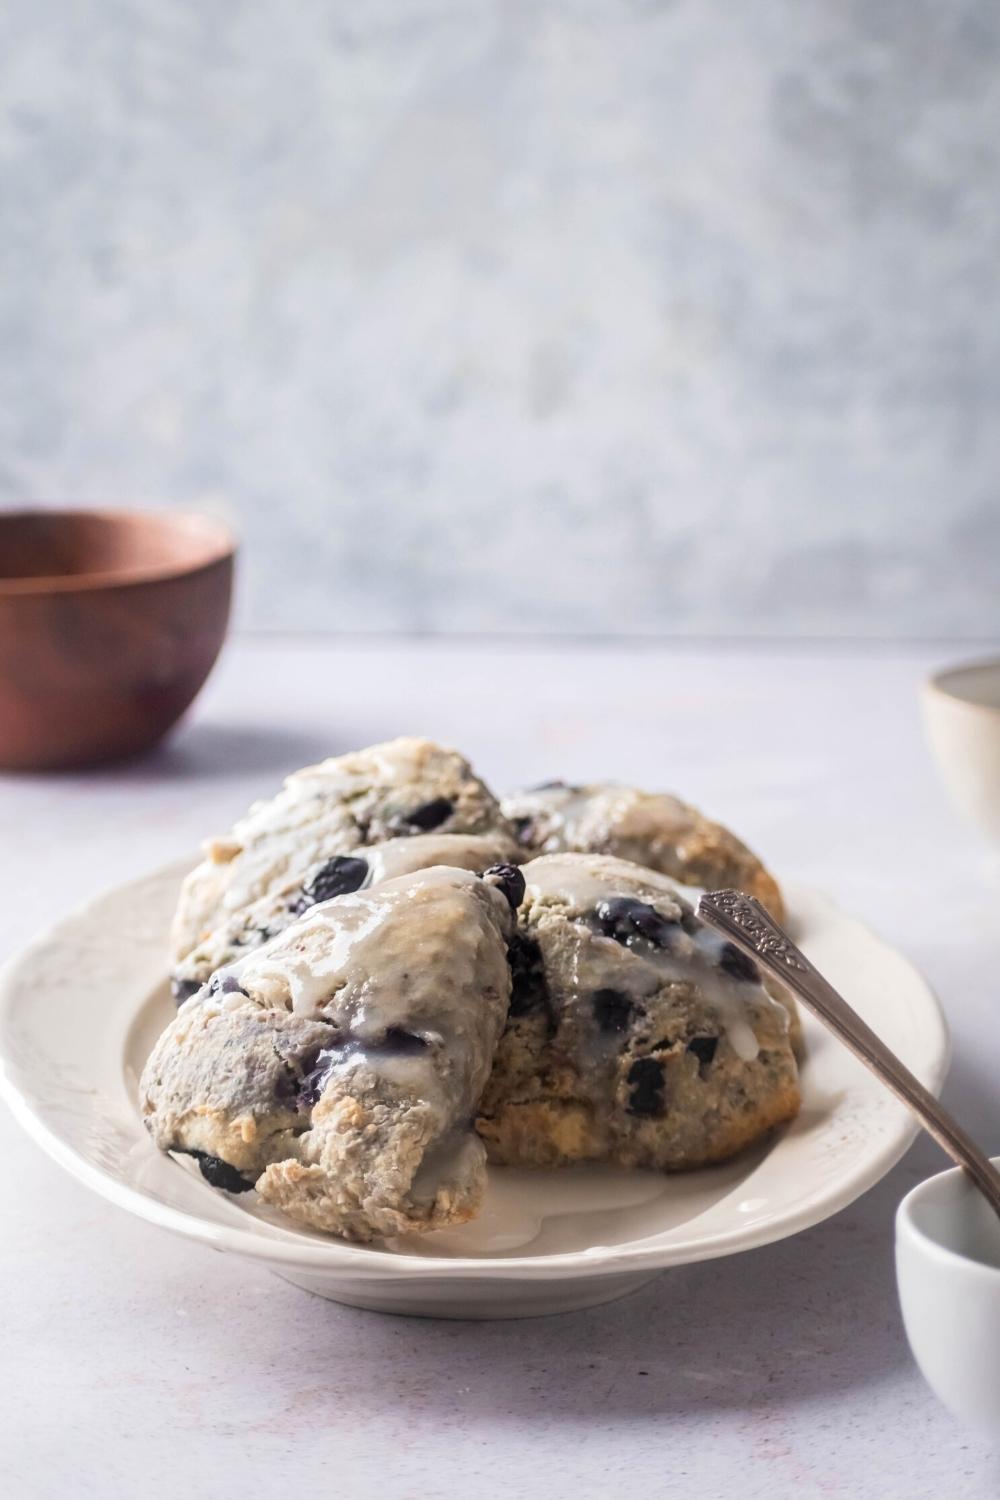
[[698, 889, 1000, 1217]]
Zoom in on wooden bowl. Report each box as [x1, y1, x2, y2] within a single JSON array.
[[0, 508, 235, 770]]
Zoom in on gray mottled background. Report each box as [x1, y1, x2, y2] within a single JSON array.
[[2, 0, 999, 637]]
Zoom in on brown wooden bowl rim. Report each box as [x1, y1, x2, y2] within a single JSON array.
[[0, 507, 237, 596]]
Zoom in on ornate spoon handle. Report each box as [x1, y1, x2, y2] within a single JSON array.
[[698, 889, 1000, 1217]]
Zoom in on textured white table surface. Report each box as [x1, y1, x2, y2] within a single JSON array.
[[2, 636, 1000, 1499]]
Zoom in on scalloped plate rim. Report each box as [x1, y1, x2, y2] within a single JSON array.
[[0, 860, 950, 1284]]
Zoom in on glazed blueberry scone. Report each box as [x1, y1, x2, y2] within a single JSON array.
[[171, 829, 519, 1002], [475, 854, 800, 1172], [143, 863, 523, 1241], [501, 782, 784, 919], [171, 737, 514, 1000]]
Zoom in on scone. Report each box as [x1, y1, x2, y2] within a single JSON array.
[[171, 829, 518, 1002], [501, 781, 784, 918], [143, 863, 523, 1241], [171, 736, 514, 1000], [476, 853, 800, 1172]]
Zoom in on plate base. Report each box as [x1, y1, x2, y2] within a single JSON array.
[[273, 1267, 662, 1319]]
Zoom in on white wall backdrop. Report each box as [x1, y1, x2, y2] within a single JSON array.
[[2, 0, 999, 636]]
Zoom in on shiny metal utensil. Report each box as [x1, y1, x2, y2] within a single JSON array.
[[698, 889, 1000, 1218]]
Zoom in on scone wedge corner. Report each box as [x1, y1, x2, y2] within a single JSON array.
[[171, 736, 516, 999], [142, 862, 524, 1242]]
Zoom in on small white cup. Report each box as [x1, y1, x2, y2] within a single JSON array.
[[923, 658, 1000, 841], [896, 1158, 1000, 1433]]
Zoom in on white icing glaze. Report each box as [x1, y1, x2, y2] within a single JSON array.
[[523, 853, 684, 912], [690, 929, 762, 1061], [509, 783, 692, 854], [361, 832, 515, 887], [190, 737, 505, 923], [222, 866, 510, 1091], [523, 853, 780, 1062], [234, 737, 464, 845], [317, 1041, 447, 1110]]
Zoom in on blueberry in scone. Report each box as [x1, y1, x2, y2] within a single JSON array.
[[501, 781, 784, 919], [291, 855, 371, 912], [170, 736, 515, 998], [143, 864, 519, 1241], [475, 853, 800, 1172]]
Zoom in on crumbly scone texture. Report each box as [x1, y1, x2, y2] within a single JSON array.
[[501, 781, 785, 920], [143, 865, 516, 1241], [171, 829, 519, 1000], [476, 853, 800, 1172], [171, 737, 513, 998]]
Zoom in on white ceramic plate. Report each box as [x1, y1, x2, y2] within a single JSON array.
[[0, 861, 948, 1319]]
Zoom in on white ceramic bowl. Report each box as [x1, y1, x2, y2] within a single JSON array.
[[896, 1157, 1000, 1433], [923, 658, 1000, 840], [0, 860, 949, 1319]]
